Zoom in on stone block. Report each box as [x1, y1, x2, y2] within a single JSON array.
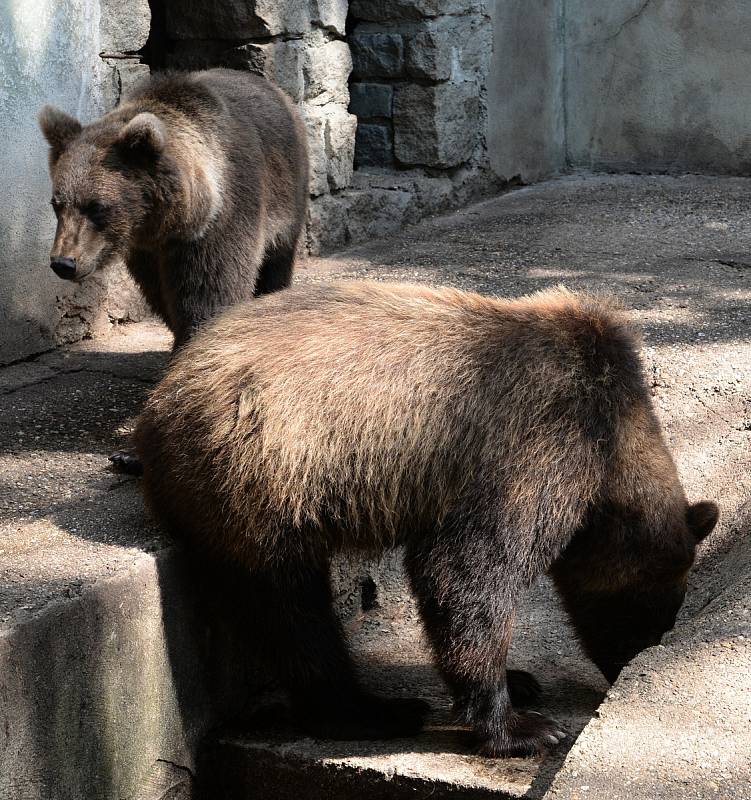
[[302, 104, 357, 195], [394, 82, 480, 167], [100, 0, 150, 53], [104, 261, 153, 324], [405, 31, 451, 82], [310, 0, 348, 36], [324, 105, 358, 190], [101, 57, 150, 109], [165, 0, 309, 40], [166, 41, 305, 101], [99, 59, 125, 111], [306, 184, 413, 254], [355, 122, 394, 167], [307, 193, 350, 253], [116, 60, 150, 98], [406, 15, 492, 82], [349, 83, 393, 119], [349, 0, 486, 23], [350, 33, 404, 79], [303, 38, 352, 106], [242, 41, 305, 102], [345, 185, 413, 244], [302, 109, 329, 196]]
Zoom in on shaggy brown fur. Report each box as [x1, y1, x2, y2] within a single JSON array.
[[134, 281, 718, 756], [39, 69, 308, 344]]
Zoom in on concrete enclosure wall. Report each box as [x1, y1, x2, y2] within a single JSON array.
[[565, 0, 751, 174], [488, 0, 751, 180], [487, 0, 564, 182]]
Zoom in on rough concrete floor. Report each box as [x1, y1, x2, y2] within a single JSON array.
[[1, 174, 749, 798]]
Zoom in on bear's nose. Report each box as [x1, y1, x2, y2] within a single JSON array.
[[50, 256, 77, 281]]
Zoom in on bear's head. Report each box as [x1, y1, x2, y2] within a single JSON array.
[[38, 106, 177, 282], [551, 499, 719, 684]]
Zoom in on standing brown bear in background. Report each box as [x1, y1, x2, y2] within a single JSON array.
[[39, 69, 308, 339], [39, 68, 308, 471], [134, 282, 718, 757]]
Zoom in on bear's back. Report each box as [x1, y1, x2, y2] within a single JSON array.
[[136, 282, 650, 561]]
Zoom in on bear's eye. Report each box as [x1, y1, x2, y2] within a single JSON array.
[[50, 197, 62, 215], [81, 200, 110, 229]]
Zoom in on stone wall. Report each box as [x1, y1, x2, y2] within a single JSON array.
[[0, 0, 151, 365], [349, 3, 490, 170], [160, 1, 357, 205], [152, 0, 504, 254], [314, 0, 505, 255]]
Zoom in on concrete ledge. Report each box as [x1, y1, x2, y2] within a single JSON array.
[[548, 523, 751, 800], [0, 548, 257, 800]]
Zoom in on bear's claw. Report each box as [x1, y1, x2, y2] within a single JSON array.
[[108, 450, 143, 476]]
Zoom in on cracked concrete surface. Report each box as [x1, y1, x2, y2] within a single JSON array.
[[586, 0, 655, 47], [0, 174, 749, 799]]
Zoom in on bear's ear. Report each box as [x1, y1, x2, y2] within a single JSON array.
[[38, 105, 82, 161], [686, 501, 719, 543], [116, 113, 166, 162]]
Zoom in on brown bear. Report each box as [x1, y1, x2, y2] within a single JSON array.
[[133, 281, 718, 757], [39, 68, 308, 472], [39, 69, 308, 340]]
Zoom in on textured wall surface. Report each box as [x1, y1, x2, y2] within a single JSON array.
[[564, 0, 751, 174], [160, 0, 503, 255], [488, 0, 751, 180], [487, 0, 565, 181], [0, 0, 149, 364]]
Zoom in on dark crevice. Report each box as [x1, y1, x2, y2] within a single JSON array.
[[361, 576, 379, 612], [140, 0, 169, 70], [715, 259, 751, 270]]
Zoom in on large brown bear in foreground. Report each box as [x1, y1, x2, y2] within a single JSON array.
[[134, 282, 718, 757], [39, 69, 308, 344]]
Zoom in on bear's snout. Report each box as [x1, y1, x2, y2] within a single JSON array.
[[50, 256, 77, 281]]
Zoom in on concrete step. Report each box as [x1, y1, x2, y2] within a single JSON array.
[[200, 581, 606, 800], [0, 323, 255, 799]]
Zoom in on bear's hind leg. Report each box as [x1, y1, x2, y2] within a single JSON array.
[[259, 559, 428, 740], [405, 527, 564, 757]]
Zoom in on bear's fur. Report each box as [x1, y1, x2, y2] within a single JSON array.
[[39, 69, 308, 347], [134, 281, 718, 756]]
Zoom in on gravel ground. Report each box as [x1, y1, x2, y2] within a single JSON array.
[[0, 173, 748, 798]]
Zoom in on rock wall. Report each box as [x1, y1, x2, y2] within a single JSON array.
[[349, 4, 490, 170], [0, 0, 151, 364], [154, 0, 504, 254], [161, 1, 358, 204]]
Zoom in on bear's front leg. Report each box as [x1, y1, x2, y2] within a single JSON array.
[[405, 529, 565, 757], [461, 682, 566, 757]]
